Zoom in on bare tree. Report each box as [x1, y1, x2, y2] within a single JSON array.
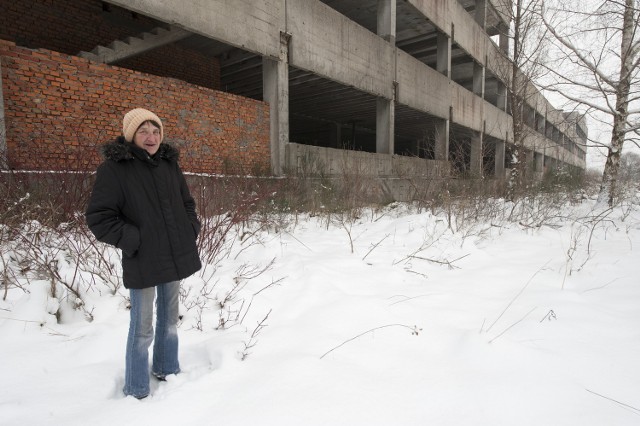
[[541, 0, 640, 206], [512, 0, 543, 189], [492, 0, 549, 196]]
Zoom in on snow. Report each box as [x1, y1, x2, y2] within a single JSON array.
[[1, 195, 639, 425]]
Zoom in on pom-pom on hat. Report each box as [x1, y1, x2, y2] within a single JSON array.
[[122, 108, 164, 143]]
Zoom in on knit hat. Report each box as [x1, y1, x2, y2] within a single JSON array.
[[122, 108, 164, 143]]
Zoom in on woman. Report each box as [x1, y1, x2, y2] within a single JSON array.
[[85, 108, 201, 399]]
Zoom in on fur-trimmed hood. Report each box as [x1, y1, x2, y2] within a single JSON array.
[[101, 136, 180, 163]]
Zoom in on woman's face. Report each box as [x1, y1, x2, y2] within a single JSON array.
[[133, 121, 161, 155]]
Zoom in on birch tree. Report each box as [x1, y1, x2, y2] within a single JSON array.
[[510, 0, 544, 191], [541, 0, 640, 206], [492, 0, 549, 197]]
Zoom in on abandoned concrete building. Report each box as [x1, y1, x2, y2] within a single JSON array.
[[0, 0, 587, 189]]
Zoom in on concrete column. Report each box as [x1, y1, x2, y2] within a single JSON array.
[[499, 23, 509, 54], [497, 82, 507, 111], [262, 32, 290, 175], [475, 0, 487, 28], [377, 0, 396, 44], [434, 118, 449, 161], [0, 55, 6, 169], [376, 98, 394, 154], [376, 0, 395, 155], [471, 0, 486, 171], [437, 32, 451, 78], [494, 23, 508, 112], [525, 106, 535, 129], [470, 131, 483, 177], [526, 149, 534, 177], [494, 139, 506, 179], [535, 151, 543, 174], [536, 113, 545, 135], [473, 61, 485, 97]]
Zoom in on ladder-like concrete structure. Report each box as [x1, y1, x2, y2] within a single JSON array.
[[78, 25, 191, 64]]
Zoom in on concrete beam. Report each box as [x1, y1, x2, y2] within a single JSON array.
[[483, 102, 512, 142], [395, 50, 450, 120], [450, 84, 483, 132], [408, 0, 489, 66], [105, 0, 283, 58], [450, 0, 489, 63], [287, 0, 394, 98]]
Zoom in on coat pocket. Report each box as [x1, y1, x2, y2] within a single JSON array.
[[118, 223, 141, 257]]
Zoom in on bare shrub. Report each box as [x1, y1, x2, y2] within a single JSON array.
[[188, 175, 289, 266], [4, 218, 97, 321], [0, 161, 99, 317]]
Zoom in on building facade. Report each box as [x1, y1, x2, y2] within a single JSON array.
[[0, 0, 587, 180]]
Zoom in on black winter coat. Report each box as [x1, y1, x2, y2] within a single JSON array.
[[85, 136, 202, 289]]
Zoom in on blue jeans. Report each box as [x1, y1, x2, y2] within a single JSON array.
[[123, 281, 181, 398]]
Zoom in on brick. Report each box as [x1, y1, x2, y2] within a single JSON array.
[[1, 42, 270, 173]]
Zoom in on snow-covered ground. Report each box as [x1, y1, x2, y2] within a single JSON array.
[[1, 195, 639, 425]]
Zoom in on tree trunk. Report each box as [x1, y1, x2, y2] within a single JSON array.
[[597, 0, 635, 206], [507, 0, 532, 198]]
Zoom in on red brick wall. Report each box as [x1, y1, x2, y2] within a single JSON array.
[[0, 0, 220, 90], [0, 40, 270, 174]]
